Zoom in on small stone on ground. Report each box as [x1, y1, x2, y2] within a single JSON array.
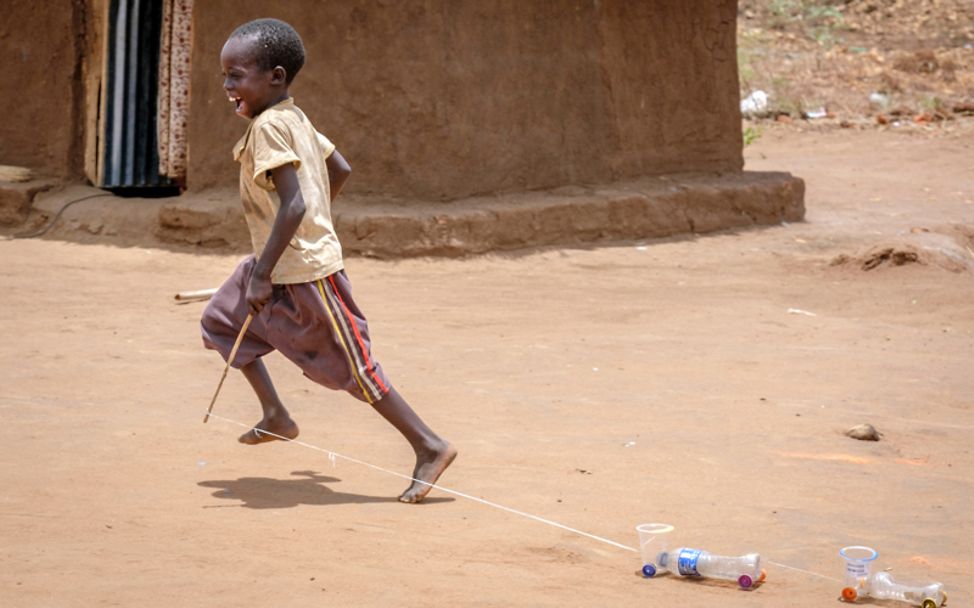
[[845, 423, 881, 441]]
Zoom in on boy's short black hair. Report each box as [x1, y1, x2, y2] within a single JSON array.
[[230, 18, 305, 84]]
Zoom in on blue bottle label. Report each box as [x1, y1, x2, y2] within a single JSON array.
[[677, 548, 703, 576]]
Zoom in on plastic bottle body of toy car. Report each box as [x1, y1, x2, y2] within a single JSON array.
[[842, 572, 947, 607], [872, 572, 946, 607], [654, 547, 766, 589]]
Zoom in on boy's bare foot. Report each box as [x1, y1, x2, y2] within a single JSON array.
[[399, 441, 458, 503], [238, 415, 299, 445]]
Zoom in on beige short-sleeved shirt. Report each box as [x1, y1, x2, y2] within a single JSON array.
[[232, 97, 344, 284]]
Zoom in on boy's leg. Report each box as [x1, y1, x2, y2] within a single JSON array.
[[202, 256, 291, 446], [238, 358, 300, 445], [370, 387, 457, 503]]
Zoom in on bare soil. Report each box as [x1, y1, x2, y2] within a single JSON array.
[[2, 122, 972, 606], [738, 0, 974, 128]]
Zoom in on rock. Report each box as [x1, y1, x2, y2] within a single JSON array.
[[846, 423, 881, 441]]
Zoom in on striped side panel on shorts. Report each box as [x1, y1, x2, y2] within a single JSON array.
[[316, 277, 387, 404]]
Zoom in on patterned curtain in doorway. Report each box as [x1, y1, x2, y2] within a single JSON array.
[[157, 0, 193, 187]]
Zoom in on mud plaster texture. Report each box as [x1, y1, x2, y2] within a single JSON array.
[[0, 0, 81, 178], [188, 0, 743, 199], [10, 171, 803, 257], [0, 176, 59, 227], [327, 171, 804, 257]]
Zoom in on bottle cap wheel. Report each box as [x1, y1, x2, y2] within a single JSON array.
[[641, 564, 657, 578], [758, 569, 767, 583], [842, 587, 858, 602], [738, 574, 753, 589], [921, 600, 936, 608]]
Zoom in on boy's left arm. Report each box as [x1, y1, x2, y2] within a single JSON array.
[[247, 163, 305, 315], [316, 130, 351, 201], [326, 149, 351, 200]]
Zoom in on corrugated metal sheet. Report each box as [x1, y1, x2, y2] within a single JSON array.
[[102, 0, 172, 190]]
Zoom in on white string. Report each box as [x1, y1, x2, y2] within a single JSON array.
[[766, 560, 842, 582], [0, 391, 918, 590], [0, 395, 837, 582], [211, 413, 845, 583], [210, 412, 638, 553]]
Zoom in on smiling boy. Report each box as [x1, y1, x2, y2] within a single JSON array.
[[201, 18, 456, 503]]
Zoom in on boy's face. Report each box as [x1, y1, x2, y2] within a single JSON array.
[[220, 36, 280, 119]]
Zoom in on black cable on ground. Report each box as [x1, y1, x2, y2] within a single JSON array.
[[12, 193, 114, 239]]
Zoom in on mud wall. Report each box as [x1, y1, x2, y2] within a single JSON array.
[[0, 1, 81, 177], [188, 0, 742, 199]]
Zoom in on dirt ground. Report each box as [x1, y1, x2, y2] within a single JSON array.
[[738, 0, 974, 128], [2, 120, 972, 606]]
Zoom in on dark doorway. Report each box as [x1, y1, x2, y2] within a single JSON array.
[[101, 0, 179, 195]]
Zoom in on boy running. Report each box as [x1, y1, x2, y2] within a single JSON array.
[[201, 18, 456, 503]]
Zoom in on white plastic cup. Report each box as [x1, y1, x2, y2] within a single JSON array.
[[635, 523, 674, 578]]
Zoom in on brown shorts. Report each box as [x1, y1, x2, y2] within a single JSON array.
[[201, 256, 391, 404]]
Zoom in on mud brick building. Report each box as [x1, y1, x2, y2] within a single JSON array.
[[0, 0, 803, 253]]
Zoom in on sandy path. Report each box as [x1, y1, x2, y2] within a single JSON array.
[[1, 125, 972, 607]]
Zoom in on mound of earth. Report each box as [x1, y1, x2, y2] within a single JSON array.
[[830, 224, 974, 272]]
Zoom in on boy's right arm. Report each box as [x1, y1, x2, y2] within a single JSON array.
[[326, 149, 351, 200]]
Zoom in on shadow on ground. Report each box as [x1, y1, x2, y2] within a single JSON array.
[[199, 469, 454, 509]]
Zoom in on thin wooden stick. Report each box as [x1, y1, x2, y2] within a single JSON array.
[[174, 287, 217, 303], [203, 313, 254, 423]]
